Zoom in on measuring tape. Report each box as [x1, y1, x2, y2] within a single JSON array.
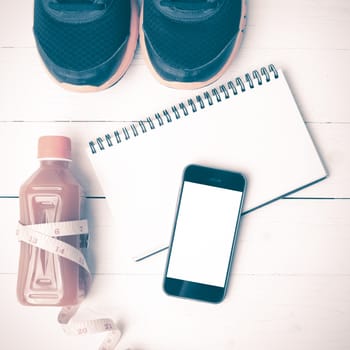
[[17, 220, 127, 350], [17, 220, 90, 272]]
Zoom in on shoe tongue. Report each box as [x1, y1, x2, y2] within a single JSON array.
[[160, 0, 218, 11], [49, 0, 107, 11]]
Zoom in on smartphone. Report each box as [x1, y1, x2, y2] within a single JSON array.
[[163, 164, 246, 303]]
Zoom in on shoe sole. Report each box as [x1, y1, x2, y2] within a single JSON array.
[[139, 0, 247, 90], [40, 0, 139, 92]]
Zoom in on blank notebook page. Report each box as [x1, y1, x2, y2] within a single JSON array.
[[87, 66, 327, 268]]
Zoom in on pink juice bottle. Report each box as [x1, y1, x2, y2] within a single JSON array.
[[17, 136, 87, 306]]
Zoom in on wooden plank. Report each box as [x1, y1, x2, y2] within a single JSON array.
[[3, 198, 350, 275], [244, 0, 350, 50], [0, 122, 347, 198], [1, 1, 349, 123], [0, 48, 349, 123], [1, 1, 348, 124], [0, 46, 205, 121], [0, 1, 34, 47], [2, 273, 350, 349]]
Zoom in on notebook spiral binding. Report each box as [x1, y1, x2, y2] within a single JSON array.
[[89, 64, 279, 154]]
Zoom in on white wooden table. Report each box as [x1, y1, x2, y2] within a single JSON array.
[[1, 1, 349, 349]]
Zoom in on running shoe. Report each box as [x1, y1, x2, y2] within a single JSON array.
[[33, 0, 139, 92], [140, 0, 247, 89]]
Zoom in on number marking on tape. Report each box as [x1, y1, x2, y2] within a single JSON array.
[[17, 220, 126, 350]]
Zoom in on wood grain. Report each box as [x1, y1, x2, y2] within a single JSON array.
[[0, 0, 349, 349]]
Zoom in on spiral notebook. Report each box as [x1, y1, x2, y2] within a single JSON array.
[[87, 64, 327, 264]]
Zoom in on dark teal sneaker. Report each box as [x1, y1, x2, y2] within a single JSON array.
[[140, 0, 247, 89], [34, 0, 139, 91]]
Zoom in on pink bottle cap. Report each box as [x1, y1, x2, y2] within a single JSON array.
[[38, 136, 72, 160]]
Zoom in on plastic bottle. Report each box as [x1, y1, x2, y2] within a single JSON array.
[[17, 136, 86, 306]]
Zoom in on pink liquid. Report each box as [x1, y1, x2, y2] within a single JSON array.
[[17, 160, 86, 306]]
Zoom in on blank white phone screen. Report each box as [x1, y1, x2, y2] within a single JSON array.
[[167, 181, 243, 287]]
